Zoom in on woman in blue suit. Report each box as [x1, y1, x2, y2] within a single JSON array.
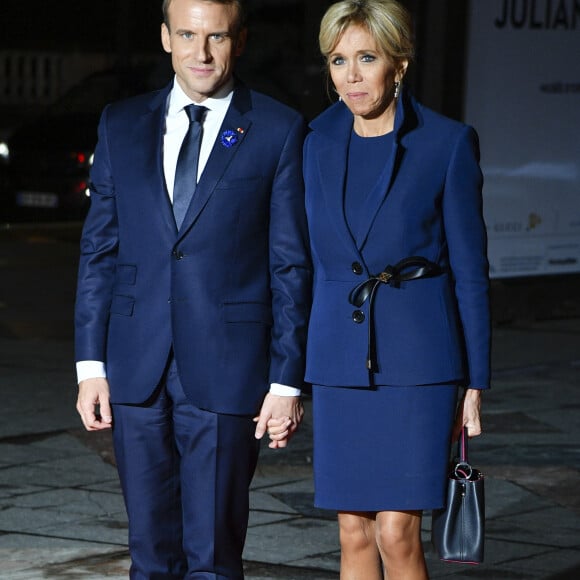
[[302, 1, 490, 577]]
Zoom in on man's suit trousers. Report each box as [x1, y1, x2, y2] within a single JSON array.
[[112, 358, 260, 579]]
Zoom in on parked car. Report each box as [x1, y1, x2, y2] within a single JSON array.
[[0, 63, 170, 222]]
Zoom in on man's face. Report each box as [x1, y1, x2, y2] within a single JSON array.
[[161, 0, 246, 102]]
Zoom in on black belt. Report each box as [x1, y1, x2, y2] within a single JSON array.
[[349, 256, 444, 372]]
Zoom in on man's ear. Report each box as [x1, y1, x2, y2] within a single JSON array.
[[234, 28, 248, 57], [161, 22, 172, 54]]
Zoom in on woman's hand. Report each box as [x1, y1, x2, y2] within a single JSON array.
[[453, 388, 482, 441], [254, 394, 304, 449]]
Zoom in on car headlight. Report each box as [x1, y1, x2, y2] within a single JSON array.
[[0, 141, 9, 162]]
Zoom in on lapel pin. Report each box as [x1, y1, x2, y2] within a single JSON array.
[[220, 129, 239, 148]]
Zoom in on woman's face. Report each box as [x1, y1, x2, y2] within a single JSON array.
[[329, 24, 405, 124]]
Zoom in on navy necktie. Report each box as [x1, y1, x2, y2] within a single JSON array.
[[173, 104, 207, 229]]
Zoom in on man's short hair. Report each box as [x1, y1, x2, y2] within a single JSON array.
[[162, 0, 246, 34]]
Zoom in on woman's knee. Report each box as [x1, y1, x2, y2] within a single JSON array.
[[338, 512, 376, 551], [375, 511, 422, 558]]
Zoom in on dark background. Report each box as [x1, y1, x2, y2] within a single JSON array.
[[1, 0, 579, 321], [0, 0, 469, 121]]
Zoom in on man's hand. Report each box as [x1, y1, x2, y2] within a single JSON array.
[[254, 393, 304, 449], [76, 377, 113, 431]]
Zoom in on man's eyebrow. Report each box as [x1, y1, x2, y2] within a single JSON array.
[[174, 28, 231, 36]]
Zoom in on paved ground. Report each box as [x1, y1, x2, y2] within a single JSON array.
[[1, 226, 580, 579]]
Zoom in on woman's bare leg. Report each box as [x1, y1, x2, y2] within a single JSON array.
[[375, 510, 428, 580], [338, 511, 382, 580]]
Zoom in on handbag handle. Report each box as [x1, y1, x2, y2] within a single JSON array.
[[454, 427, 473, 480], [460, 426, 469, 462]]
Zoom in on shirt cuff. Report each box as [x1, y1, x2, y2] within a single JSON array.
[[76, 360, 107, 384], [76, 364, 301, 396], [270, 382, 301, 397]]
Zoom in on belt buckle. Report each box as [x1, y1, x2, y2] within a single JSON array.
[[377, 270, 392, 284]]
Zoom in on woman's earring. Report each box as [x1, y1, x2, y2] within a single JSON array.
[[394, 81, 400, 99]]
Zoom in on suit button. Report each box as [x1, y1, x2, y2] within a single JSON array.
[[352, 262, 363, 275], [173, 249, 184, 260], [352, 310, 365, 323]]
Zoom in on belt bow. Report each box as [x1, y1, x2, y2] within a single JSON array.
[[349, 256, 444, 372]]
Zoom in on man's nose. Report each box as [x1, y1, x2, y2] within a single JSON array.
[[192, 38, 211, 62]]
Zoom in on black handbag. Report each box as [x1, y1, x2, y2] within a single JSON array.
[[431, 427, 485, 564]]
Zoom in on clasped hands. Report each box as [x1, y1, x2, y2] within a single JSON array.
[[253, 392, 304, 449], [78, 380, 304, 449]]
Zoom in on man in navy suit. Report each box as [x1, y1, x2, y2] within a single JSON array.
[[74, 0, 311, 577]]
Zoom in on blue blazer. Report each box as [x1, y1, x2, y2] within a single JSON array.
[[75, 82, 312, 415], [303, 90, 490, 389]]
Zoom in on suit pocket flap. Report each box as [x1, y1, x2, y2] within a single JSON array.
[[223, 302, 272, 324], [110, 294, 134, 316]]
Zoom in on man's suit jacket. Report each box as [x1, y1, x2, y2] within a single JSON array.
[[75, 82, 312, 415], [303, 89, 491, 389]]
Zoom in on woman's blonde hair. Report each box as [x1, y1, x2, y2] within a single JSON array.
[[319, 0, 415, 68]]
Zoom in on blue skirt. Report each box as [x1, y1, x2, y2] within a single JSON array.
[[312, 383, 458, 512]]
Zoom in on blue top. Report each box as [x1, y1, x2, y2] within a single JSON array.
[[345, 130, 394, 243]]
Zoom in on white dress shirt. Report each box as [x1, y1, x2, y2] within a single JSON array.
[[163, 78, 233, 198], [77, 77, 300, 397]]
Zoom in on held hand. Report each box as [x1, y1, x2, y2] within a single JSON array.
[[76, 377, 113, 431], [265, 416, 294, 447], [453, 388, 482, 441], [254, 393, 304, 449]]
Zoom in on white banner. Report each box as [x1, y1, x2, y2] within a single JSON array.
[[464, 0, 580, 278]]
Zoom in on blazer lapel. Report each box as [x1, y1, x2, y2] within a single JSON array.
[[310, 103, 360, 256], [316, 136, 359, 254], [356, 139, 401, 251], [356, 91, 417, 251], [130, 85, 177, 237], [177, 86, 251, 239]]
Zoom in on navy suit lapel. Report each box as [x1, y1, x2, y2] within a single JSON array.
[[311, 99, 407, 256], [356, 140, 401, 251], [316, 136, 359, 254], [131, 85, 177, 237], [355, 92, 417, 251], [311, 103, 359, 255], [177, 86, 251, 239]]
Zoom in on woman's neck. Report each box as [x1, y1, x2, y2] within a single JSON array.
[[353, 106, 396, 137]]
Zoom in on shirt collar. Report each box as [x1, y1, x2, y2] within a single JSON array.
[[167, 76, 234, 117]]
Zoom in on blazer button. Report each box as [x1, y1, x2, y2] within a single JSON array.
[[172, 249, 184, 260], [352, 310, 365, 324], [352, 262, 363, 275]]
